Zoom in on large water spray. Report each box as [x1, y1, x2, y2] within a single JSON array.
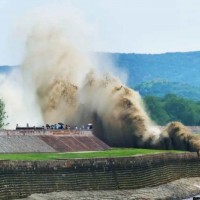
[[21, 20, 161, 147]]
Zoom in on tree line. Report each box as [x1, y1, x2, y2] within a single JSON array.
[[144, 94, 200, 126], [0, 99, 8, 129]]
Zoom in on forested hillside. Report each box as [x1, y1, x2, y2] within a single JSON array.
[[0, 65, 13, 74], [144, 94, 200, 125], [98, 51, 200, 87], [134, 80, 200, 101], [2, 51, 200, 101]]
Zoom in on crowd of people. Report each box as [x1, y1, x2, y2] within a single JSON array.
[[45, 123, 93, 130], [16, 123, 93, 130]]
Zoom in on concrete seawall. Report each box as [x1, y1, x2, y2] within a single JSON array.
[[0, 153, 200, 199]]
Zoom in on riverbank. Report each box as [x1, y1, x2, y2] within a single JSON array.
[[16, 177, 200, 200], [0, 153, 200, 199]]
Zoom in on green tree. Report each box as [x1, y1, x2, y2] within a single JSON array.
[[0, 99, 8, 128], [144, 96, 170, 125], [164, 94, 200, 125], [143, 94, 200, 126]]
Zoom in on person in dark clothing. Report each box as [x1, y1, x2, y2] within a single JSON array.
[[46, 124, 50, 129], [197, 149, 200, 158]]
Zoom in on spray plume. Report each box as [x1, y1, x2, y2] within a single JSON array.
[[2, 7, 200, 152]]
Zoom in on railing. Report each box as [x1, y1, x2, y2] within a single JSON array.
[[0, 130, 93, 136]]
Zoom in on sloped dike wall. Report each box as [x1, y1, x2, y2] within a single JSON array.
[[0, 153, 200, 199], [0, 130, 110, 153]]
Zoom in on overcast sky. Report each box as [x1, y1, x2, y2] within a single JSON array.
[[0, 0, 200, 65]]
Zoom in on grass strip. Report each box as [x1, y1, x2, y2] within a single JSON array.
[[0, 148, 186, 161]]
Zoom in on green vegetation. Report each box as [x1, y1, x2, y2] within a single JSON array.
[[144, 94, 200, 125], [0, 148, 185, 161], [135, 80, 200, 101], [106, 51, 200, 87], [0, 99, 8, 128]]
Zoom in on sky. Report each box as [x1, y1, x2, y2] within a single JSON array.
[[0, 0, 200, 65]]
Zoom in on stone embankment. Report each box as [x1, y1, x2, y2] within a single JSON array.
[[0, 153, 200, 199], [188, 126, 200, 134]]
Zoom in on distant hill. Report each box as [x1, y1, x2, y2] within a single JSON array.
[[0, 65, 14, 74], [3, 51, 200, 86], [98, 51, 200, 87], [134, 80, 200, 101], [2, 51, 200, 100]]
